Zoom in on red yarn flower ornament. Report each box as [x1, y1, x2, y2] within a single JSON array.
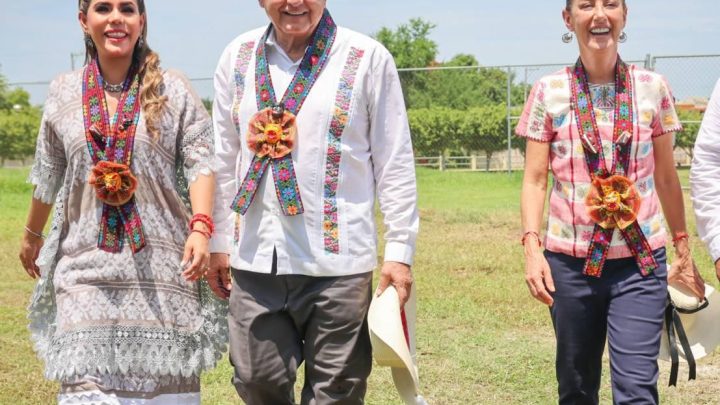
[[88, 161, 138, 206], [585, 175, 641, 230], [247, 107, 297, 159]]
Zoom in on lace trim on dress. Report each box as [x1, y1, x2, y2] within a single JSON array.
[[27, 196, 228, 381], [58, 390, 200, 405], [29, 153, 65, 204], [181, 121, 215, 185]]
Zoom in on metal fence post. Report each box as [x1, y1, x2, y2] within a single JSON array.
[[506, 66, 512, 174]]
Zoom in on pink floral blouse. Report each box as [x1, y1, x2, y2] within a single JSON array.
[[516, 65, 682, 259]]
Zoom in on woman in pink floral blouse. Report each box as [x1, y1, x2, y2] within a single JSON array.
[[516, 1, 705, 403]]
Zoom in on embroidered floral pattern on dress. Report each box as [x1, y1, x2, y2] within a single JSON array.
[[27, 70, 227, 390], [322, 47, 365, 254], [527, 82, 548, 139]]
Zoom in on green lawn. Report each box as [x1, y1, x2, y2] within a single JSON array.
[[0, 167, 717, 404]]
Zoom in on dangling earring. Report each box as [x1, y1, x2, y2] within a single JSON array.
[[84, 33, 95, 50], [136, 36, 145, 49], [618, 31, 627, 43], [562, 32, 574, 43]]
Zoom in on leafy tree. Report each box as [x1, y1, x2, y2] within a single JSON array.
[[0, 72, 42, 165], [407, 107, 461, 156], [0, 108, 41, 165], [201, 97, 213, 114], [675, 109, 704, 162], [458, 105, 508, 170], [374, 19, 437, 69], [407, 54, 525, 109]]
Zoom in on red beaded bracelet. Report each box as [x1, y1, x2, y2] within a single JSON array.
[[521, 231, 542, 247], [672, 231, 689, 246], [190, 214, 215, 236]]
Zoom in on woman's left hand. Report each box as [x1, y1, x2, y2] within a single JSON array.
[[668, 241, 706, 300], [181, 231, 210, 282]]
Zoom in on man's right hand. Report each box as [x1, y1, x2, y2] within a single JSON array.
[[207, 253, 232, 299]]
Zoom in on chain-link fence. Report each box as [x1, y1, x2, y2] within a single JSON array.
[[7, 54, 720, 170], [399, 54, 719, 172]]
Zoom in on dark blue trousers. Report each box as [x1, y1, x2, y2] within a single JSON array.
[[546, 248, 667, 405]]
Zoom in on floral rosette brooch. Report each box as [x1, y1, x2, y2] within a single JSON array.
[[88, 161, 138, 206], [247, 105, 297, 159], [585, 175, 641, 230]]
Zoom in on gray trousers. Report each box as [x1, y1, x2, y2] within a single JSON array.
[[228, 266, 373, 405]]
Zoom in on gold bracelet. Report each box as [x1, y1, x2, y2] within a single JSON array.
[[24, 226, 45, 239]]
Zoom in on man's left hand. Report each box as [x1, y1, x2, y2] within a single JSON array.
[[375, 261, 413, 307]]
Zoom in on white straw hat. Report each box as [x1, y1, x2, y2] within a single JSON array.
[[368, 285, 428, 405], [659, 283, 720, 363]]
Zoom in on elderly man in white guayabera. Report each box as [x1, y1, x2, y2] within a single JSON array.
[[206, 0, 419, 404]]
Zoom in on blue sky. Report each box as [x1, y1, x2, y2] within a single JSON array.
[[1, 0, 719, 103]]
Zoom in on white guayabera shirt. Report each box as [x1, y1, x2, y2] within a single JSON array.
[[211, 26, 419, 277], [691, 79, 720, 261]]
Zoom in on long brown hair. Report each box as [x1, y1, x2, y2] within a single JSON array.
[[79, 0, 167, 139]]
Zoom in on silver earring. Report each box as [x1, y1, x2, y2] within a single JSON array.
[[618, 31, 627, 43], [84, 34, 95, 50], [137, 36, 145, 49], [562, 32, 574, 43]]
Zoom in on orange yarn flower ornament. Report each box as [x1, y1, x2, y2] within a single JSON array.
[[247, 105, 297, 159], [88, 161, 138, 206], [585, 175, 641, 230]]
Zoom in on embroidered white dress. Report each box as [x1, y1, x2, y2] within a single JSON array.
[[28, 68, 228, 403]]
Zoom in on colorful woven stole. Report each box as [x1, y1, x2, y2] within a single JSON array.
[[82, 59, 146, 253], [231, 9, 337, 216], [569, 57, 657, 277]]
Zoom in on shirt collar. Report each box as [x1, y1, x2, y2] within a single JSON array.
[[266, 27, 304, 67]]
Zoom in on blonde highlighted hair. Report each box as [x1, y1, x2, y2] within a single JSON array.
[[79, 0, 167, 139]]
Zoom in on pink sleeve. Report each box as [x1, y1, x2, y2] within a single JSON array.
[[515, 80, 554, 142], [651, 76, 683, 137]]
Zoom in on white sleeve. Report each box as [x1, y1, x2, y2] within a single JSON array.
[[209, 46, 242, 254], [367, 48, 419, 266], [690, 79, 720, 262]]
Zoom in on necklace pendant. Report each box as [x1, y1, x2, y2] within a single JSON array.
[[103, 81, 124, 93], [271, 104, 285, 121]]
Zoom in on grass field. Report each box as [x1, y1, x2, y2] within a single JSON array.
[[1, 167, 718, 404]]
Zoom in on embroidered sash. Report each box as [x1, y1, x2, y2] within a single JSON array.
[[82, 59, 146, 253], [569, 57, 657, 277], [231, 9, 337, 216]]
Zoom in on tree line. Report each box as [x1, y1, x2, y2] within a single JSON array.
[[0, 19, 706, 165], [0, 74, 41, 165]]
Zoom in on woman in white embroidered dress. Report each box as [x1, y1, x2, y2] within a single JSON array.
[[517, 0, 705, 403], [18, 1, 227, 403]]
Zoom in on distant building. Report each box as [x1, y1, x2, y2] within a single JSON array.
[[676, 97, 708, 113]]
